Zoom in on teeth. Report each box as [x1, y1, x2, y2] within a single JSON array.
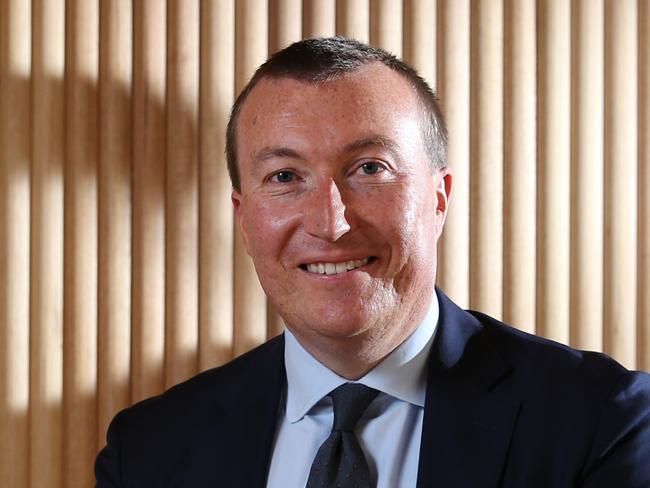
[[306, 257, 371, 275]]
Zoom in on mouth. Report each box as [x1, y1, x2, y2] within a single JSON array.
[[299, 257, 376, 275]]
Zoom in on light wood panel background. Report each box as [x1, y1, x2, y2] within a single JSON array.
[[0, 0, 648, 486]]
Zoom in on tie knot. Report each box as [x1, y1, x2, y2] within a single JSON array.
[[329, 383, 378, 432]]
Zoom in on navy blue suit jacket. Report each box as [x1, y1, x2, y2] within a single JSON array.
[[95, 290, 650, 487]]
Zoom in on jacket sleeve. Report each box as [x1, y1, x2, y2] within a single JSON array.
[[581, 371, 650, 487], [95, 410, 125, 488]]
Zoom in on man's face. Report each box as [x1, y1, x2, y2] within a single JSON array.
[[232, 63, 451, 364]]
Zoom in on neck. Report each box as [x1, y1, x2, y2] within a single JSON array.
[[289, 303, 432, 379]]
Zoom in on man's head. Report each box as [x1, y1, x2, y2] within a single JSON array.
[[229, 38, 452, 378], [226, 37, 447, 192]]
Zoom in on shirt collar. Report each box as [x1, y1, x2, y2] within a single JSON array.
[[283, 293, 439, 423]]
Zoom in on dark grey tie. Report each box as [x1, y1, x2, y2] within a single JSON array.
[[306, 383, 379, 488]]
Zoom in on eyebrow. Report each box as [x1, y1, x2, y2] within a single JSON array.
[[250, 134, 402, 172], [251, 146, 304, 171], [342, 135, 402, 158]]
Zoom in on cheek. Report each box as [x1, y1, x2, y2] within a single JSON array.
[[383, 187, 439, 280], [382, 187, 429, 244], [242, 199, 298, 259]]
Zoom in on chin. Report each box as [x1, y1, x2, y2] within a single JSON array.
[[318, 321, 372, 340], [300, 309, 378, 340]]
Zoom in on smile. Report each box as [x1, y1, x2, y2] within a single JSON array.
[[303, 257, 373, 275]]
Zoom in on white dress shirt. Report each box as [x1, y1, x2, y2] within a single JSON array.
[[266, 294, 439, 488]]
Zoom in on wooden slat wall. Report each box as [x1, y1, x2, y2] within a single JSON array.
[[304, 0, 335, 37], [537, 0, 571, 345], [199, 0, 235, 370], [503, 0, 535, 332], [337, 0, 370, 41], [403, 0, 436, 89], [30, 1, 64, 486], [97, 0, 132, 450], [164, 0, 200, 389], [131, 0, 166, 404], [233, 0, 268, 359], [437, 0, 471, 306], [470, 0, 503, 317], [62, 1, 99, 485], [0, 1, 648, 485], [640, 0, 649, 372], [604, 0, 639, 372], [571, 0, 604, 352], [1, 2, 31, 486]]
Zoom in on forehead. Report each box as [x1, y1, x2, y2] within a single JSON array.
[[236, 63, 423, 154]]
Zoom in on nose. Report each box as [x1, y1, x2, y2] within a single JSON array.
[[303, 179, 351, 241]]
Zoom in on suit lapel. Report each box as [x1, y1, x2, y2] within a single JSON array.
[[212, 335, 286, 488], [417, 291, 520, 487]]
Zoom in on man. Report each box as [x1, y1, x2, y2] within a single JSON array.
[[96, 38, 650, 487]]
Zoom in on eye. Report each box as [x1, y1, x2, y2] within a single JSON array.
[[270, 170, 296, 183], [359, 161, 385, 175]]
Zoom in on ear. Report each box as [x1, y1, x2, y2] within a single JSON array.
[[434, 167, 453, 238], [231, 190, 251, 251]]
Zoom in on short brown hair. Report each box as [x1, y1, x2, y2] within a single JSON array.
[[226, 37, 447, 192]]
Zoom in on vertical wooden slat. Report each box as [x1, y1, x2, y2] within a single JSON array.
[[536, 0, 571, 344], [63, 0, 99, 485], [639, 0, 650, 371], [267, 1, 301, 339], [437, 0, 471, 308], [570, 0, 604, 351], [165, 0, 200, 387], [0, 1, 31, 486], [97, 0, 132, 445], [503, 0, 536, 332], [336, 0, 370, 42], [131, 0, 166, 403], [469, 0, 503, 318], [234, 0, 268, 355], [604, 0, 638, 369], [370, 0, 403, 56], [199, 0, 235, 370], [270, 0, 302, 53], [403, 0, 436, 90], [303, 0, 336, 38], [30, 0, 64, 486]]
